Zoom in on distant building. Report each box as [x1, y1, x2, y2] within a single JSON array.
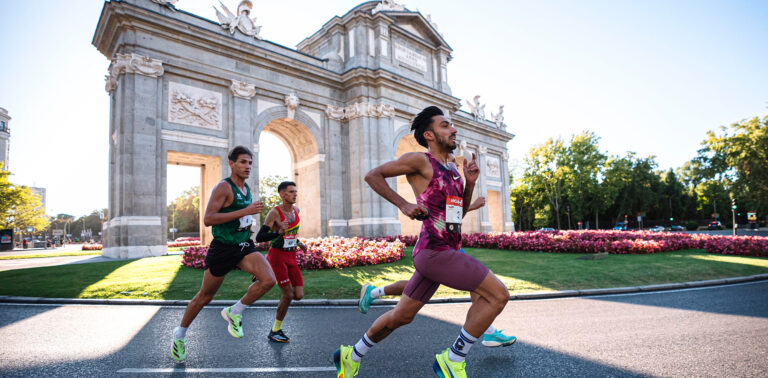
[[30, 187, 47, 213], [0, 107, 9, 171]]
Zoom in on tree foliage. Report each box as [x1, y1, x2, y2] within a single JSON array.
[[167, 186, 200, 234], [509, 113, 768, 230], [0, 164, 50, 232], [259, 175, 289, 223]]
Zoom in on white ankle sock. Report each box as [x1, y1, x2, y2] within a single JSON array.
[[371, 287, 385, 298], [175, 326, 187, 340], [484, 325, 496, 335], [231, 300, 247, 315], [352, 334, 375, 362], [448, 328, 477, 362]]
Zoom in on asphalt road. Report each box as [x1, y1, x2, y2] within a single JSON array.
[[1, 281, 767, 377]]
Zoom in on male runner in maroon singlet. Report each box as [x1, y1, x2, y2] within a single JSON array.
[[357, 194, 517, 348], [334, 106, 510, 377]]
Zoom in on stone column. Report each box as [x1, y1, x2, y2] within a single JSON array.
[[346, 102, 400, 236], [501, 151, 514, 231], [103, 53, 166, 258], [325, 106, 348, 236], [230, 80, 257, 201], [478, 145, 492, 233]]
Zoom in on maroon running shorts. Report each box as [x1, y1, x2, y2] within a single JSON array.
[[403, 248, 490, 303]]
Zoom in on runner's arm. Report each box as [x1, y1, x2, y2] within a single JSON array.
[[364, 152, 430, 219], [461, 153, 479, 217], [203, 183, 263, 226], [467, 196, 486, 212], [255, 225, 280, 242]]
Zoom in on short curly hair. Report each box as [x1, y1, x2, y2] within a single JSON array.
[[411, 106, 443, 148], [228, 146, 253, 161]]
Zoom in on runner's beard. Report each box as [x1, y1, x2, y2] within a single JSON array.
[[437, 134, 457, 152]]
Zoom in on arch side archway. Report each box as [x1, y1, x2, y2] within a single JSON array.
[[253, 107, 324, 237]]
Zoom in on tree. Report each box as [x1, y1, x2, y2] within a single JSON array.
[[524, 138, 567, 229], [695, 115, 768, 215], [259, 175, 288, 223], [0, 165, 50, 233], [562, 131, 607, 228], [68, 209, 107, 241], [167, 186, 200, 234], [602, 153, 660, 225]]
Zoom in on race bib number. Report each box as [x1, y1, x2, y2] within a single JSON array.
[[446, 196, 463, 233], [238, 215, 253, 231], [283, 234, 298, 249]]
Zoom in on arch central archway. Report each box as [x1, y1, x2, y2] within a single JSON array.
[[254, 109, 323, 237]]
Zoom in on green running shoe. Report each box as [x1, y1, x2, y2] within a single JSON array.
[[221, 306, 243, 338], [171, 331, 186, 363], [433, 348, 467, 378], [481, 329, 517, 347], [358, 284, 376, 314], [333, 345, 360, 378]]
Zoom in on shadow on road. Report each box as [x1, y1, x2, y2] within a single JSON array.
[[0, 303, 645, 377], [589, 281, 768, 319]]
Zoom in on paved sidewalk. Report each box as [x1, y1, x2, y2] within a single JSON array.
[[0, 255, 128, 272], [0, 244, 88, 257]]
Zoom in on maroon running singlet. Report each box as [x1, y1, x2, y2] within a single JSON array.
[[404, 152, 489, 303]]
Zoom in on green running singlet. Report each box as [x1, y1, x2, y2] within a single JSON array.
[[212, 178, 253, 245]]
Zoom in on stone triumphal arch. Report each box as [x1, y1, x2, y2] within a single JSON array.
[[93, 0, 515, 258]]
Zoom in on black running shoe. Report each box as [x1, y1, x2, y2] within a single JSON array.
[[268, 329, 290, 343]]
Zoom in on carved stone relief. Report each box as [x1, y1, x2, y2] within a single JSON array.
[[285, 92, 300, 120], [230, 80, 256, 99], [485, 156, 501, 178], [324, 102, 395, 121], [105, 53, 164, 93], [168, 82, 222, 129]]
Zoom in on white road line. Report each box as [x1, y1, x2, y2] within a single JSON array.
[[118, 367, 336, 373]]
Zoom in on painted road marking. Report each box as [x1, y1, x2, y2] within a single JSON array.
[[118, 367, 337, 373]]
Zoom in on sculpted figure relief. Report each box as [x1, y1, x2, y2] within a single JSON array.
[[214, 0, 263, 39], [491, 105, 506, 129], [466, 95, 485, 121], [285, 92, 300, 120], [372, 0, 406, 14], [486, 156, 501, 178]]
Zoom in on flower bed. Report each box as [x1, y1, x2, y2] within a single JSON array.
[[174, 237, 200, 242], [168, 240, 202, 248], [181, 236, 406, 270], [460, 230, 768, 257], [82, 238, 202, 251]]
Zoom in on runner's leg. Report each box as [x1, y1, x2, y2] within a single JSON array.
[[180, 269, 226, 328], [237, 252, 276, 305]]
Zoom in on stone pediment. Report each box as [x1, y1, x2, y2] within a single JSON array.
[[386, 13, 451, 50]]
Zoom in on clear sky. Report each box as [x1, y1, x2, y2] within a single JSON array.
[[1, 0, 766, 217]]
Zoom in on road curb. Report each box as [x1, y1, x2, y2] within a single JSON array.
[[2, 274, 767, 306]]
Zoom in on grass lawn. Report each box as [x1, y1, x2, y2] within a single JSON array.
[[0, 248, 766, 300], [0, 251, 102, 260]]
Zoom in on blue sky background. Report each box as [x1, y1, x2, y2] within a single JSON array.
[[0, 0, 766, 216]]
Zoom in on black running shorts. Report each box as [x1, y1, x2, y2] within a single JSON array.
[[204, 238, 259, 277]]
